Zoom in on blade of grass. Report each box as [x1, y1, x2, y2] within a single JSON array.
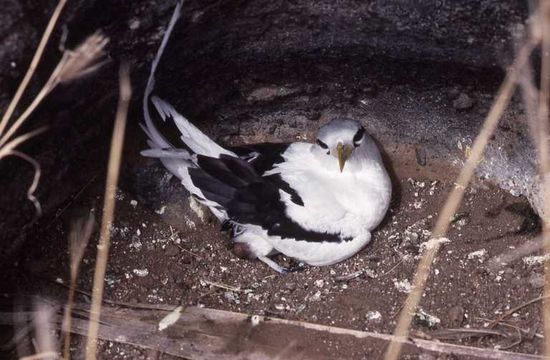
[[0, 0, 68, 137], [383, 38, 538, 360], [84, 63, 131, 360]]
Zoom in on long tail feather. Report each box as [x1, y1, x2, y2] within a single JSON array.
[[151, 96, 235, 157], [142, 1, 183, 150]]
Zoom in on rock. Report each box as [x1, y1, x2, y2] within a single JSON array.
[[414, 309, 441, 329], [246, 86, 298, 102], [415, 146, 427, 166], [453, 93, 474, 110], [447, 305, 465, 327], [528, 273, 545, 289]]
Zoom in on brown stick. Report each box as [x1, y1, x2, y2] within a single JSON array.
[[0, 304, 543, 360], [383, 38, 539, 360], [84, 64, 131, 360]]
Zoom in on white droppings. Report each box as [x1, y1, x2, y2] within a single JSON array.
[[250, 315, 261, 326], [155, 205, 166, 215], [185, 216, 196, 229], [366, 310, 382, 322], [130, 199, 138, 207], [419, 237, 450, 252], [189, 196, 206, 221], [133, 268, 149, 277], [523, 254, 550, 266], [467, 249, 487, 262], [393, 278, 412, 293], [309, 290, 322, 302]]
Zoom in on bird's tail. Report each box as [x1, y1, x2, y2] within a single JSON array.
[[141, 1, 234, 168], [140, 1, 233, 221]]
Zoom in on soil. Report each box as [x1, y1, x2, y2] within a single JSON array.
[[1, 131, 545, 357], [0, 1, 546, 359]]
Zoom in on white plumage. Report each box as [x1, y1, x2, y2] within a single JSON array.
[[141, 2, 392, 273]]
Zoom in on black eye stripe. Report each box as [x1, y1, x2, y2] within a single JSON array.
[[353, 127, 365, 142], [316, 139, 328, 149], [353, 126, 365, 147]]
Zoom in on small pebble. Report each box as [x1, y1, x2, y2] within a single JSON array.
[[453, 93, 474, 110]]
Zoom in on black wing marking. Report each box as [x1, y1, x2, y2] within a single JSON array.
[[230, 143, 289, 173], [230, 143, 303, 206], [188, 154, 348, 243]]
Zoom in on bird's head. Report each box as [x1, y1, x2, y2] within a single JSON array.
[[314, 118, 368, 172]]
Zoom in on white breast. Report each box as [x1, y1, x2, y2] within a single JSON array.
[[268, 142, 392, 238]]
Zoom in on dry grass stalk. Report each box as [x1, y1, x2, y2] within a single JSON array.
[[19, 351, 59, 360], [0, 31, 108, 215], [0, 0, 68, 137], [383, 38, 539, 360], [535, 0, 550, 356], [31, 301, 57, 360], [0, 32, 109, 150], [62, 213, 95, 360], [487, 235, 544, 271], [84, 64, 131, 360]]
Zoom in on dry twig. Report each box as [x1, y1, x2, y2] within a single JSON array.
[[62, 214, 95, 360], [84, 64, 131, 360], [0, 32, 109, 150], [0, 0, 68, 137], [489, 295, 550, 329], [19, 352, 59, 360], [384, 38, 539, 360], [0, 30, 108, 215]]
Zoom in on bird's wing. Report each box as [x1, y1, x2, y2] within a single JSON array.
[[229, 143, 290, 173], [189, 154, 348, 243]]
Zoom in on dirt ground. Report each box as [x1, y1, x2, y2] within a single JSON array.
[[2, 130, 545, 358], [0, 2, 545, 358]]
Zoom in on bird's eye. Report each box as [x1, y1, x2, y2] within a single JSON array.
[[353, 127, 365, 147], [316, 139, 328, 149], [316, 139, 330, 155]]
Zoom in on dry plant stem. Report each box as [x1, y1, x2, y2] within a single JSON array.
[[0, 54, 66, 148], [62, 214, 95, 360], [7, 150, 42, 215], [536, 1, 550, 356], [383, 39, 538, 360], [84, 64, 131, 360], [0, 33, 108, 148], [0, 127, 46, 159], [0, 0, 68, 137], [490, 295, 550, 328], [20, 351, 59, 360]]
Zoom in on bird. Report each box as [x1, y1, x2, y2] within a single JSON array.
[[140, 2, 392, 273]]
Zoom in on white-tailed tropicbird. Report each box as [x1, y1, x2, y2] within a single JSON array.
[[141, 2, 392, 273]]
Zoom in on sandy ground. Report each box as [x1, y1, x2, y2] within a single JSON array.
[[3, 148, 544, 358]]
